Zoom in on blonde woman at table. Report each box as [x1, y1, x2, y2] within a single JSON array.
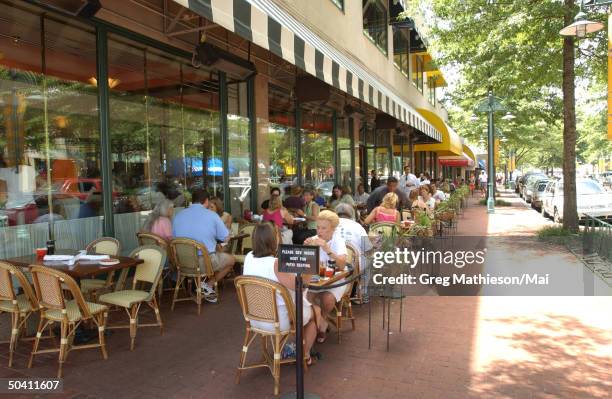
[[263, 196, 294, 244], [363, 192, 400, 225], [142, 198, 174, 241], [304, 210, 346, 344], [209, 197, 232, 230], [242, 222, 321, 365]]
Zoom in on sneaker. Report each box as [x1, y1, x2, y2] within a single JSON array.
[[200, 281, 218, 303]]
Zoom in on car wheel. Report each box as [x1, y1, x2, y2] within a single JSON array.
[[553, 208, 562, 224]]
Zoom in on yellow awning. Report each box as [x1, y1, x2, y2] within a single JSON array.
[[426, 70, 447, 87], [413, 109, 463, 156], [462, 144, 476, 162]]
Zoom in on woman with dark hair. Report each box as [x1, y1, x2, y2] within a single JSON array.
[[293, 188, 319, 244], [328, 185, 354, 209], [208, 196, 232, 230], [242, 223, 321, 365]]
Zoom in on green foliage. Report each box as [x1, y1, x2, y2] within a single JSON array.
[[404, 0, 608, 169], [537, 225, 572, 238]]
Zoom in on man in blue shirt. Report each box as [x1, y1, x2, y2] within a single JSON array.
[[173, 189, 234, 303]]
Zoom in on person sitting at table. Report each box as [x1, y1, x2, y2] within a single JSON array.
[[172, 189, 235, 303], [242, 222, 323, 365], [353, 183, 369, 207], [208, 196, 232, 230], [293, 188, 319, 245], [263, 196, 294, 244], [328, 185, 355, 210], [430, 183, 447, 203], [363, 192, 400, 225], [335, 203, 372, 255], [283, 185, 305, 211], [142, 198, 174, 241], [260, 186, 281, 211], [412, 186, 436, 214], [304, 210, 347, 344]]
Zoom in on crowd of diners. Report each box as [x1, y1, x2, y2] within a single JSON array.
[[140, 165, 463, 361]]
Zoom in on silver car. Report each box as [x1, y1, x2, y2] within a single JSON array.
[[530, 179, 550, 210]]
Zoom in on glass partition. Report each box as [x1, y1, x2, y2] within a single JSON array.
[[227, 81, 251, 217], [0, 5, 102, 257], [108, 34, 220, 253], [301, 112, 333, 192]]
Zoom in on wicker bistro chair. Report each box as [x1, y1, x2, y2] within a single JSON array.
[[169, 238, 216, 315], [137, 232, 172, 304], [234, 276, 304, 396], [28, 266, 108, 378], [234, 223, 257, 264], [80, 237, 121, 301], [0, 261, 39, 367], [98, 246, 166, 351], [369, 222, 400, 240], [328, 243, 358, 344]]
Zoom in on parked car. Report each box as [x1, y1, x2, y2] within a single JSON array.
[[530, 179, 551, 210], [523, 174, 548, 203], [541, 178, 612, 222], [518, 172, 544, 198]]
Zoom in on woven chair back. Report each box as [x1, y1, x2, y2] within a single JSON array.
[[130, 246, 166, 298], [235, 276, 296, 328], [87, 237, 121, 256]]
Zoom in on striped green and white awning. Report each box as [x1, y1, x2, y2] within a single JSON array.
[[172, 0, 442, 142]]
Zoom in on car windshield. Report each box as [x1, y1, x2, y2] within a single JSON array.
[[577, 181, 605, 195], [537, 183, 548, 191]]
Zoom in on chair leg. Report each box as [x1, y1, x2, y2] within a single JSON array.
[[157, 276, 163, 306], [195, 276, 202, 315], [336, 305, 342, 344], [171, 273, 182, 312], [129, 304, 139, 351], [235, 328, 251, 385], [273, 333, 281, 396], [150, 297, 163, 335], [57, 321, 67, 378], [98, 312, 108, 360], [8, 312, 18, 367], [348, 302, 355, 330], [28, 317, 46, 369]]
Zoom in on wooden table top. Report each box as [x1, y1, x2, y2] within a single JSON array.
[[307, 269, 351, 288], [3, 250, 143, 280]]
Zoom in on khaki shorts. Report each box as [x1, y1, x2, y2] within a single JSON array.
[[199, 252, 234, 273]]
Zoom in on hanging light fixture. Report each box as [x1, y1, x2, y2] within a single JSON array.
[[501, 111, 516, 120], [560, 7, 603, 38]]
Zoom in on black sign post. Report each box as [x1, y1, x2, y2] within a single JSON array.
[[278, 244, 320, 399]]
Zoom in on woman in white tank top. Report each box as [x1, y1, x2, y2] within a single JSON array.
[[242, 223, 320, 364]]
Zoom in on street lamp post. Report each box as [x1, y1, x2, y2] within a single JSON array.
[[476, 91, 508, 213]]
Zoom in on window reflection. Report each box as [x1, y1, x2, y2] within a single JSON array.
[[301, 112, 333, 190]]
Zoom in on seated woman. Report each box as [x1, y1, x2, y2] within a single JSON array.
[[209, 197, 232, 230], [293, 188, 319, 244], [142, 198, 174, 241], [430, 183, 447, 203], [263, 196, 294, 244], [363, 192, 400, 225], [412, 186, 436, 215], [328, 185, 355, 210], [242, 222, 322, 365], [304, 210, 346, 344]]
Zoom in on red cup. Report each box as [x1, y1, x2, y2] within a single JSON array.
[[36, 248, 47, 260], [324, 268, 334, 278], [319, 265, 326, 277]]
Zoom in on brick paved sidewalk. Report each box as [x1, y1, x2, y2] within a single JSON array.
[[0, 190, 610, 399]]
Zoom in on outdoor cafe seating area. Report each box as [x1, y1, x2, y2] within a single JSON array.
[[0, 182, 470, 395]]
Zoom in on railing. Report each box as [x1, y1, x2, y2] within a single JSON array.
[[582, 214, 612, 264]]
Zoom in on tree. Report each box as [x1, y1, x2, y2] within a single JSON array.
[[408, 0, 607, 232]]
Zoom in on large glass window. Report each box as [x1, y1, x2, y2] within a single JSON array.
[[227, 81, 251, 217], [301, 112, 334, 192], [363, 0, 388, 55], [337, 118, 352, 189], [393, 28, 410, 77], [108, 35, 221, 252], [413, 54, 424, 93], [0, 4, 101, 258], [267, 84, 297, 193]]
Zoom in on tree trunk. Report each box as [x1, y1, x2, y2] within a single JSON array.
[[562, 0, 578, 232]]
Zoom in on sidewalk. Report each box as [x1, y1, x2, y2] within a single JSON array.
[[0, 191, 610, 399]]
